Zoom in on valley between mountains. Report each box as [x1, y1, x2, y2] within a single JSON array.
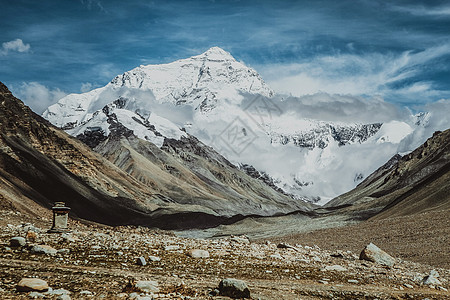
[[0, 47, 449, 299]]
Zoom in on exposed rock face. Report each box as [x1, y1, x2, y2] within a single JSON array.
[[359, 243, 395, 267], [326, 129, 450, 219], [269, 123, 382, 149]]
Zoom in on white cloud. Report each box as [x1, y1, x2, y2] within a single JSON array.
[[399, 99, 450, 152], [80, 82, 95, 93], [391, 4, 450, 17], [13, 82, 67, 114], [271, 93, 407, 124], [1, 39, 31, 55], [80, 0, 107, 13], [97, 63, 120, 81], [259, 44, 450, 102]]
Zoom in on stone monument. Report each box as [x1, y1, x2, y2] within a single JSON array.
[[47, 202, 71, 233]]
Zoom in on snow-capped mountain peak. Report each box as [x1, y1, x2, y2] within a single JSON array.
[[191, 46, 237, 62], [43, 47, 273, 130], [109, 46, 273, 109]]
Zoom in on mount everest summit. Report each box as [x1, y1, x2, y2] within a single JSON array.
[[43, 47, 434, 204]]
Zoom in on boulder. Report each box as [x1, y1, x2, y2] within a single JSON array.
[[219, 278, 250, 299], [187, 249, 210, 258], [359, 243, 395, 267], [16, 278, 49, 292], [10, 237, 26, 247], [31, 245, 57, 255]]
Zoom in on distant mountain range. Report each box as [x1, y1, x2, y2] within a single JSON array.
[[43, 47, 423, 203]]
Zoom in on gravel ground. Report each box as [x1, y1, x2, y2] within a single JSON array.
[[272, 209, 450, 269], [0, 209, 449, 299]]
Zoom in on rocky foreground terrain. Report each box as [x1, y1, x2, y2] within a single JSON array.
[[0, 211, 448, 300]]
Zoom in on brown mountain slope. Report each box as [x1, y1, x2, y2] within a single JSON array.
[[0, 82, 163, 225], [94, 131, 311, 218], [0, 82, 310, 229], [325, 128, 450, 220]]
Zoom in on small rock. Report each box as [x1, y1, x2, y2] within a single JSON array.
[[230, 236, 250, 244], [187, 249, 210, 258], [348, 279, 359, 284], [430, 269, 440, 277], [135, 280, 159, 293], [330, 252, 344, 258], [57, 295, 71, 300], [219, 278, 250, 299], [318, 280, 329, 284], [57, 248, 70, 254], [277, 243, 300, 251], [80, 290, 93, 296], [116, 293, 128, 298], [61, 233, 75, 242], [164, 245, 180, 251], [270, 253, 283, 259], [359, 243, 395, 267], [423, 274, 441, 285], [31, 245, 57, 255], [438, 286, 448, 292], [46, 288, 71, 296], [209, 288, 220, 296], [28, 291, 45, 298], [323, 265, 347, 272], [148, 255, 161, 262], [10, 237, 26, 247], [16, 278, 49, 292], [136, 256, 147, 266], [404, 283, 414, 289]]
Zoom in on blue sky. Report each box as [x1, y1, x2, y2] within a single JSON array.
[[1, 0, 450, 113]]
